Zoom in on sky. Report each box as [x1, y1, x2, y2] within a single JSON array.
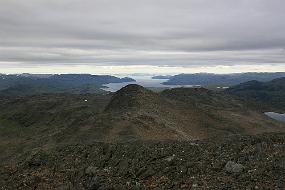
[[0, 0, 285, 75]]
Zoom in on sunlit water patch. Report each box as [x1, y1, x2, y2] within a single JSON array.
[[265, 112, 285, 122]]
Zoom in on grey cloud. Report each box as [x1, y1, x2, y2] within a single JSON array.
[[0, 0, 285, 70]]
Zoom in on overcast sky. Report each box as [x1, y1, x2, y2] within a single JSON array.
[[0, 0, 285, 74]]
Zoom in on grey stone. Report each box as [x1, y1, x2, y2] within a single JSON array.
[[164, 154, 175, 162], [225, 161, 244, 174]]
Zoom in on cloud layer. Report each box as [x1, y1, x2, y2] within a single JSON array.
[[0, 0, 285, 73]]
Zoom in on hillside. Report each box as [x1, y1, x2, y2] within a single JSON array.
[[160, 72, 285, 85], [226, 77, 285, 112], [0, 85, 283, 148]]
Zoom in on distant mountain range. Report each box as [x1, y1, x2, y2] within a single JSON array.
[[226, 77, 285, 112], [0, 74, 135, 96], [153, 72, 285, 86]]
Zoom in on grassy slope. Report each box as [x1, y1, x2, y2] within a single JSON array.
[[0, 94, 111, 164]]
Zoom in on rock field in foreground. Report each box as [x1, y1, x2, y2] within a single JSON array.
[[1, 133, 285, 189]]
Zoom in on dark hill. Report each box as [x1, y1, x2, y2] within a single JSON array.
[[104, 84, 161, 112], [95, 85, 284, 142], [226, 77, 285, 112], [101, 85, 196, 141]]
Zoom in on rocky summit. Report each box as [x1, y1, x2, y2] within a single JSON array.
[[104, 84, 162, 112]]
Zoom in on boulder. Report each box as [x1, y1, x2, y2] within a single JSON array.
[[225, 161, 244, 174]]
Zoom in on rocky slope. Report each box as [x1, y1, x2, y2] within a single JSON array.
[[1, 133, 284, 189]]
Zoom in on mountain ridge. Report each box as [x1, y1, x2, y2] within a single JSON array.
[[0, 74, 135, 96], [158, 72, 285, 85]]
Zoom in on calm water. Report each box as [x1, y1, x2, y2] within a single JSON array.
[[265, 112, 285, 122], [102, 76, 197, 92]]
